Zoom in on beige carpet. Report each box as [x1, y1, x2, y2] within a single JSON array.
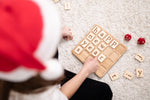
[[56, 0, 150, 100]]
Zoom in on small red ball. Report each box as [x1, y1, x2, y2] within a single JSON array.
[[137, 38, 145, 45], [124, 34, 132, 41]]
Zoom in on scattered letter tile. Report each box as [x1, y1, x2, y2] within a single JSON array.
[[123, 70, 133, 80], [109, 72, 119, 81], [136, 68, 144, 78], [65, 3, 71, 10], [135, 54, 144, 62], [54, 0, 59, 3]]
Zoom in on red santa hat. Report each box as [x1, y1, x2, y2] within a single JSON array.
[[0, 0, 64, 82]]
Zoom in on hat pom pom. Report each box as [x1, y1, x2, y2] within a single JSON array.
[[40, 59, 64, 80]]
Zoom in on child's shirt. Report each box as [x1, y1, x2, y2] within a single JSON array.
[[9, 85, 68, 100]]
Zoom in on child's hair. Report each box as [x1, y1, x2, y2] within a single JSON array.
[[0, 74, 64, 100]]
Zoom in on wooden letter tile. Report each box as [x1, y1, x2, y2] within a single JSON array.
[[136, 68, 144, 77], [110, 40, 119, 48], [65, 3, 71, 10], [98, 42, 107, 51], [98, 54, 106, 63], [98, 31, 107, 39], [87, 32, 95, 41], [92, 49, 100, 56], [135, 54, 144, 62], [54, 0, 59, 3], [92, 37, 100, 46], [123, 71, 133, 80], [74, 46, 83, 54], [92, 26, 101, 34], [109, 72, 119, 81], [81, 39, 89, 48], [86, 44, 94, 52], [104, 35, 112, 44]]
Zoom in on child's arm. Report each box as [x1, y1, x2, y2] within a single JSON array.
[[60, 57, 98, 99]]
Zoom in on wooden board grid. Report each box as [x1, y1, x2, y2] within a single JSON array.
[[72, 25, 127, 78]]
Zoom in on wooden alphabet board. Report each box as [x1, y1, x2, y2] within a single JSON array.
[[72, 25, 127, 78]]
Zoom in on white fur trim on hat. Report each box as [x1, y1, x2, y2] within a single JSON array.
[[33, 0, 63, 80], [40, 59, 64, 80], [0, 67, 37, 82], [33, 0, 62, 60]]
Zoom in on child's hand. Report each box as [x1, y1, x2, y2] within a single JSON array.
[[62, 26, 73, 40], [81, 57, 98, 76]]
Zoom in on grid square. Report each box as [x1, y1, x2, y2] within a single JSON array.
[[86, 43, 94, 52], [104, 35, 112, 44], [92, 49, 100, 56], [109, 52, 119, 62], [115, 44, 126, 55], [101, 58, 114, 70], [87, 32, 95, 41], [74, 46, 83, 54], [98, 31, 107, 39], [98, 42, 107, 51], [81, 39, 89, 48], [92, 37, 100, 46], [92, 26, 101, 34]]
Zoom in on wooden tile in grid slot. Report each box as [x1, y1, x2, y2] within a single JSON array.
[[104, 35, 112, 44], [110, 40, 119, 49], [87, 32, 95, 41], [92, 25, 101, 34], [109, 52, 120, 62], [136, 68, 144, 78], [86, 43, 94, 53], [103, 47, 113, 57], [98, 42, 107, 51], [92, 37, 100, 46], [81, 39, 89, 48], [115, 44, 127, 55], [92, 49, 100, 57], [101, 58, 114, 70], [72, 24, 127, 78], [98, 54, 106, 63], [74, 46, 83, 54], [98, 31, 107, 39]]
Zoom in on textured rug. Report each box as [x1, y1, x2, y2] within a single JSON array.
[[56, 0, 150, 100]]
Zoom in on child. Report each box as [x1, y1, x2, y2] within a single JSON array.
[[0, 0, 113, 100]]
